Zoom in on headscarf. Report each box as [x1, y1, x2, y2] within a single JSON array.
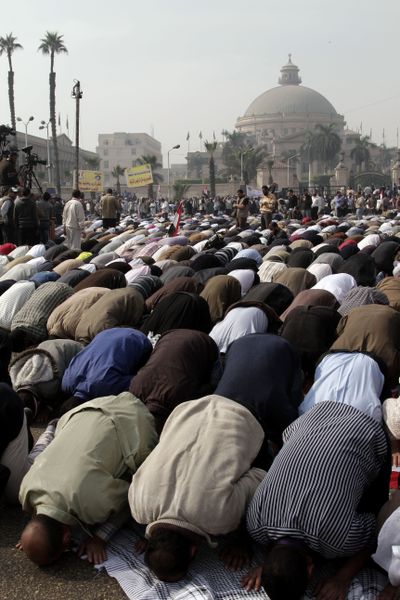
[[358, 233, 381, 250], [287, 249, 314, 269], [57, 269, 90, 288], [145, 276, 201, 312], [141, 292, 212, 335], [281, 288, 339, 321], [130, 329, 219, 432], [228, 269, 256, 296], [376, 277, 400, 312], [200, 275, 242, 323], [280, 305, 340, 375], [338, 286, 389, 317], [243, 282, 294, 316], [331, 304, 400, 386], [47, 287, 110, 339], [159, 265, 195, 284], [312, 273, 357, 304], [273, 267, 316, 297], [312, 252, 344, 272], [372, 241, 400, 275], [210, 306, 268, 353], [306, 262, 332, 282], [299, 352, 384, 421], [258, 261, 287, 283], [43, 244, 68, 261], [190, 253, 222, 272], [62, 327, 152, 401], [125, 265, 151, 284], [73, 268, 127, 292], [193, 266, 227, 286], [235, 248, 262, 266], [215, 333, 302, 445], [337, 253, 376, 286]]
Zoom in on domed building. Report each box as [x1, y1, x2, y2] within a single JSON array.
[[236, 56, 345, 187], [236, 55, 344, 145]]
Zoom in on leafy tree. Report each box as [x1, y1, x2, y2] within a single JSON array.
[[38, 32, 68, 195], [204, 140, 217, 197], [221, 129, 266, 184], [173, 181, 191, 203], [111, 165, 125, 195], [137, 154, 163, 199], [0, 33, 22, 132]]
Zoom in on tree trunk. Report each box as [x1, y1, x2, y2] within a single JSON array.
[[8, 71, 16, 132], [148, 183, 154, 200], [50, 71, 61, 195], [209, 156, 216, 198], [116, 176, 121, 196]]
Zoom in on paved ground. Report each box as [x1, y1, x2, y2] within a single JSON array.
[[0, 428, 127, 600]]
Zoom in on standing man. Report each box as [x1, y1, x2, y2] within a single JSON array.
[[62, 190, 86, 251], [0, 187, 17, 244], [233, 189, 250, 229], [36, 192, 54, 245], [14, 188, 39, 246], [100, 188, 120, 229], [259, 185, 277, 229]]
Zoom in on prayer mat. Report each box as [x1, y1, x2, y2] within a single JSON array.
[[97, 527, 389, 600]]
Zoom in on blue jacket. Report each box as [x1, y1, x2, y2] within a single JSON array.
[[62, 327, 152, 400]]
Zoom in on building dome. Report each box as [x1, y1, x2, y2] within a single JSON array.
[[244, 85, 338, 117], [244, 55, 337, 117]]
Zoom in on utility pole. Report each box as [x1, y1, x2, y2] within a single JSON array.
[[72, 80, 83, 189]]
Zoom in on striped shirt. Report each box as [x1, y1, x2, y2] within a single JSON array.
[[246, 402, 388, 559]]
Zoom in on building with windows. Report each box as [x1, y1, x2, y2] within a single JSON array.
[[97, 132, 162, 187]]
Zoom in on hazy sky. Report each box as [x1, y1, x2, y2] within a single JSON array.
[[1, 0, 399, 165]]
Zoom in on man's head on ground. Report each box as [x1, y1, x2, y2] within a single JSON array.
[[144, 529, 197, 582], [261, 544, 313, 600], [21, 515, 71, 566]]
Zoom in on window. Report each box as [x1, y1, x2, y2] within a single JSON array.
[[103, 149, 108, 156], [103, 160, 109, 168], [103, 140, 109, 146]]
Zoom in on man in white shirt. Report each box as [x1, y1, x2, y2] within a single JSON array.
[[62, 190, 86, 251]]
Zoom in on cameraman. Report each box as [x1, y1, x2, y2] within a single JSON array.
[[0, 150, 19, 188], [0, 186, 17, 244]]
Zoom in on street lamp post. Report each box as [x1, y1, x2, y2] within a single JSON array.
[[17, 115, 34, 147], [39, 120, 52, 184], [287, 153, 301, 187], [167, 144, 180, 200]]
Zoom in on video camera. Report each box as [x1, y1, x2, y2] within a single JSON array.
[[21, 145, 47, 167]]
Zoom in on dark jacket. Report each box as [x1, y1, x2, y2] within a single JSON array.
[[14, 196, 39, 229]]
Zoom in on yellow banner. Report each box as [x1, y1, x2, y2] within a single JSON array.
[[126, 164, 153, 188], [77, 170, 104, 193]]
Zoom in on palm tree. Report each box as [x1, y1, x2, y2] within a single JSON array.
[[0, 33, 23, 132], [350, 136, 370, 173], [38, 32, 68, 195], [111, 165, 125, 195], [204, 140, 218, 197], [188, 152, 205, 179], [173, 181, 191, 203], [136, 155, 163, 199], [312, 123, 342, 173]]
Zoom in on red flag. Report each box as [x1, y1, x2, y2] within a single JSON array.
[[170, 200, 184, 236]]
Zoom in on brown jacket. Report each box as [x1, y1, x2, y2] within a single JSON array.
[[101, 194, 120, 219]]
